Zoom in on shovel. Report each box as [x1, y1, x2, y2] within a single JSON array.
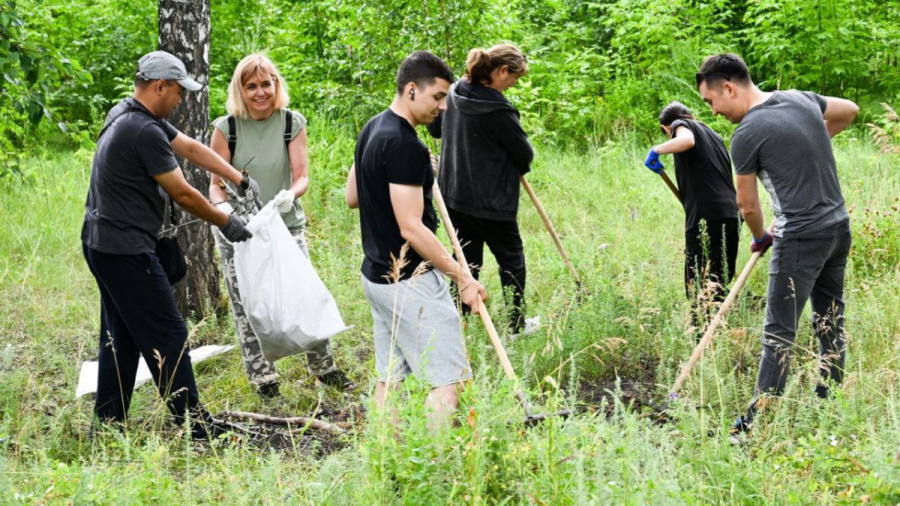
[[431, 175, 571, 426]]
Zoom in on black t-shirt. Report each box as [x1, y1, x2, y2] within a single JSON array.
[[670, 119, 739, 228], [81, 98, 180, 254], [354, 109, 437, 283]]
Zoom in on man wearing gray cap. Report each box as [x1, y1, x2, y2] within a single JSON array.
[[82, 50, 255, 439]]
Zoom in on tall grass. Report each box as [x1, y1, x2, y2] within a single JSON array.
[[1, 124, 899, 504]]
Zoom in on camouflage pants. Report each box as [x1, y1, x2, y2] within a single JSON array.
[[213, 217, 336, 389]]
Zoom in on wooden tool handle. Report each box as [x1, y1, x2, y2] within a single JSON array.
[[670, 223, 776, 395], [520, 176, 582, 286], [432, 179, 523, 385], [659, 170, 682, 203]]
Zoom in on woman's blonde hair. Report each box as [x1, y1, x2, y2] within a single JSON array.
[[226, 54, 290, 118], [466, 44, 528, 85]]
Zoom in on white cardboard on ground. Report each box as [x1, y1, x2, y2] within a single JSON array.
[[75, 344, 235, 399]]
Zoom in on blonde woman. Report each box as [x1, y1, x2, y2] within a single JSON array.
[[427, 44, 536, 335], [209, 54, 354, 397]]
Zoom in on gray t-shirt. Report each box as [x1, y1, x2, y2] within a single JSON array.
[[81, 98, 180, 254], [731, 90, 849, 238]]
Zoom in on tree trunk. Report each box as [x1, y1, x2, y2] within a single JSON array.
[[158, 0, 219, 318]]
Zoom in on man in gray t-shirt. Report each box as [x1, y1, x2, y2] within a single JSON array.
[[696, 53, 859, 437]]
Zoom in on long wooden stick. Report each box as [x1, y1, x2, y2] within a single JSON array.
[[432, 179, 535, 418], [659, 170, 682, 203], [222, 411, 346, 435], [670, 224, 776, 395], [520, 176, 582, 287]]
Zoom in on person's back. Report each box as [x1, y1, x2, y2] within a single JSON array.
[[730, 90, 848, 237], [433, 77, 532, 221], [83, 98, 178, 255], [354, 108, 437, 283], [670, 118, 737, 227]]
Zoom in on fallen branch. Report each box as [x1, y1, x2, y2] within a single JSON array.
[[221, 411, 346, 435]]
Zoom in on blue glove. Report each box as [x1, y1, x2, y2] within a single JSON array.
[[644, 148, 664, 174]]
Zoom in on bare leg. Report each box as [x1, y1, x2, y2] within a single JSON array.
[[374, 381, 402, 428], [425, 383, 462, 430]]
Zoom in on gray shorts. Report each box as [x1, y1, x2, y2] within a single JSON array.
[[361, 270, 471, 387]]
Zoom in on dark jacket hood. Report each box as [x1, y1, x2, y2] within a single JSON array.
[[449, 78, 516, 116]]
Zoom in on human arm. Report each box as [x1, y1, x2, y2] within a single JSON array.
[[821, 96, 859, 138], [735, 173, 767, 241], [155, 168, 230, 227], [171, 132, 244, 186], [345, 163, 358, 209], [156, 168, 251, 241], [653, 125, 695, 155], [207, 128, 231, 206], [286, 128, 310, 198], [389, 183, 486, 310], [491, 111, 533, 174]]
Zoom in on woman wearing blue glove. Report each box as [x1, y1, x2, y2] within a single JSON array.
[[208, 54, 355, 397], [646, 101, 740, 335]]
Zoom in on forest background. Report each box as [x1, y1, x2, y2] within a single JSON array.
[[2, 0, 900, 504]]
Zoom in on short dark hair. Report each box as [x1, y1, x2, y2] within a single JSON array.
[[135, 76, 154, 89], [395, 51, 455, 95], [696, 53, 751, 89], [134, 76, 175, 90]]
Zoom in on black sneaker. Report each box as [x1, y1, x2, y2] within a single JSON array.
[[257, 381, 281, 399], [316, 370, 357, 392], [728, 416, 751, 445]]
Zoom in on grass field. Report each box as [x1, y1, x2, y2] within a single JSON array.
[[1, 127, 899, 504]]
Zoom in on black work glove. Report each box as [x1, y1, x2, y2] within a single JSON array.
[[219, 214, 253, 242]]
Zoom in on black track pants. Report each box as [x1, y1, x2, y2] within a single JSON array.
[[446, 208, 526, 332]]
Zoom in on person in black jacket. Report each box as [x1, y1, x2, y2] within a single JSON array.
[[643, 101, 740, 335], [428, 43, 535, 335]]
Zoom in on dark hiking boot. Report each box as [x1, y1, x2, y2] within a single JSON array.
[[317, 370, 357, 392]]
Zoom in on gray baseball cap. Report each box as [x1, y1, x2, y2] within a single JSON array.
[[136, 51, 202, 91]]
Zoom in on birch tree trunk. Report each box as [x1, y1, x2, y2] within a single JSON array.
[[158, 0, 219, 318]]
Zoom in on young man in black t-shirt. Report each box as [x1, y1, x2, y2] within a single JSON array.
[[82, 51, 254, 439], [345, 51, 487, 425], [644, 101, 740, 336]]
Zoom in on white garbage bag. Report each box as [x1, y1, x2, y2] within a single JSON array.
[[233, 201, 349, 362]]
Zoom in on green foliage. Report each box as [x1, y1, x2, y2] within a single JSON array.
[[0, 0, 91, 183], [867, 102, 900, 154], [206, 0, 508, 128], [6, 0, 900, 150], [849, 202, 900, 279], [741, 0, 897, 105]]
